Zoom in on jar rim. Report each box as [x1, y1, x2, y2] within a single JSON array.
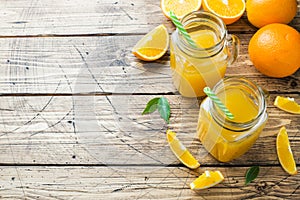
[[210, 77, 267, 132], [177, 11, 227, 54]]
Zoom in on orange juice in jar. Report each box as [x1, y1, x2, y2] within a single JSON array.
[[197, 77, 268, 162], [170, 11, 239, 97]]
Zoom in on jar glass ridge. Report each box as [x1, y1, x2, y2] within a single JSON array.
[[211, 77, 267, 133], [177, 11, 227, 58]]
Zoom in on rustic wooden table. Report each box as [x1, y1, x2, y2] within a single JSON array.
[[0, 0, 299, 199]]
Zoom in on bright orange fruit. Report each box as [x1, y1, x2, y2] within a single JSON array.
[[276, 127, 297, 175], [161, 0, 202, 19], [248, 23, 300, 78], [166, 130, 200, 169], [274, 96, 300, 114], [202, 0, 245, 25], [132, 25, 169, 61], [246, 0, 297, 28], [190, 170, 224, 190]]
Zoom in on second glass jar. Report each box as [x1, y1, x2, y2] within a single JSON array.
[[197, 77, 268, 162]]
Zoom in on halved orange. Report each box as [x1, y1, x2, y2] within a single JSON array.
[[161, 0, 202, 19], [202, 0, 245, 25], [190, 170, 224, 190], [167, 130, 200, 169], [274, 96, 300, 114], [276, 126, 297, 175], [132, 25, 169, 61]]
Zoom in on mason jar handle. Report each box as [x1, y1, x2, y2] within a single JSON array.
[[226, 34, 240, 64]]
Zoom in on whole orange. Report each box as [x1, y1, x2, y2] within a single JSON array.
[[246, 0, 297, 28], [248, 23, 300, 78]]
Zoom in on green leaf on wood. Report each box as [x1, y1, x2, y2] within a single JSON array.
[[142, 97, 160, 114], [245, 166, 260, 185], [142, 97, 170, 123], [158, 97, 170, 123]]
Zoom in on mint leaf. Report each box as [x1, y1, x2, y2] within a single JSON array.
[[245, 166, 260, 185], [142, 97, 160, 114], [158, 97, 171, 123], [142, 97, 171, 123]]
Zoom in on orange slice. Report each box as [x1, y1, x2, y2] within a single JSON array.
[[132, 25, 169, 61], [190, 170, 224, 190], [166, 130, 200, 169], [276, 126, 297, 175], [274, 96, 300, 114], [161, 0, 202, 19], [203, 0, 245, 25]]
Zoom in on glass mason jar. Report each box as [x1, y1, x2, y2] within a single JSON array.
[[197, 77, 268, 162], [170, 11, 240, 97]]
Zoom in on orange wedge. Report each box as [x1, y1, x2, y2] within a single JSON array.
[[276, 127, 297, 175], [274, 96, 300, 114], [161, 0, 202, 19], [190, 170, 224, 190], [167, 130, 200, 169], [202, 0, 245, 25], [132, 25, 169, 61]]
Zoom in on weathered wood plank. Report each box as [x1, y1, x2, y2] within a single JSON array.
[[0, 166, 299, 199], [0, 35, 299, 94], [0, 0, 299, 36], [0, 95, 299, 165]]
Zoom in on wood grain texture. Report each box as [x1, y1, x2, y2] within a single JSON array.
[[0, 0, 299, 36], [0, 166, 299, 199], [0, 35, 299, 94], [0, 0, 299, 199], [0, 95, 299, 165]]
